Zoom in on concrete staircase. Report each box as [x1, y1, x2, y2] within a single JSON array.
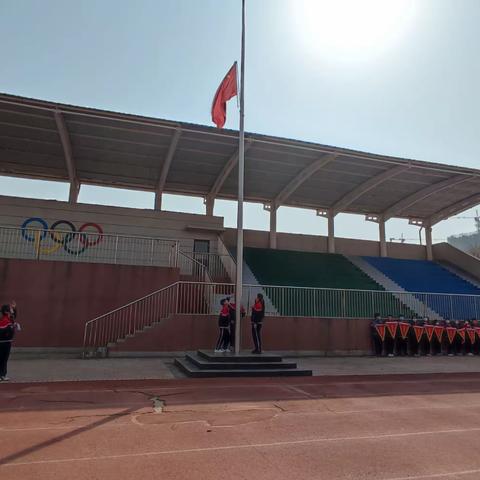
[[346, 255, 441, 319], [175, 350, 312, 377]]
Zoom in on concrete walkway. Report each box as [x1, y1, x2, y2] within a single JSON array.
[[5, 355, 480, 383]]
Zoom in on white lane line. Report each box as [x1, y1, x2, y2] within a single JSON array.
[[384, 468, 480, 479], [3, 426, 480, 467]]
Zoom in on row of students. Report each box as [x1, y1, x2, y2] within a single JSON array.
[[215, 293, 265, 354], [371, 314, 480, 357]]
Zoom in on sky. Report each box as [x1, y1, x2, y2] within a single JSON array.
[[0, 0, 479, 244]]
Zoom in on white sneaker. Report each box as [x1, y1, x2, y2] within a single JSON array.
[[1, 376, 9, 381], [388, 354, 394, 357], [214, 349, 222, 353]]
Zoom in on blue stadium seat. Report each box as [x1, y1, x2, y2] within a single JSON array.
[[363, 256, 480, 319]]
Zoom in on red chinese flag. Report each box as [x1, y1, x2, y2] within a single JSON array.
[[424, 324, 434, 342], [446, 327, 457, 344], [211, 62, 238, 128], [434, 326, 444, 342], [399, 322, 410, 339], [475, 327, 480, 339], [457, 328, 466, 344], [386, 321, 398, 339], [467, 328, 476, 344], [375, 324, 386, 342], [413, 325, 424, 343]]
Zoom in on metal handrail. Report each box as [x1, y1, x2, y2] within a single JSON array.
[[3, 224, 182, 244], [178, 251, 213, 283]]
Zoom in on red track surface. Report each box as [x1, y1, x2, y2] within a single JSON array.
[[2, 373, 480, 479]]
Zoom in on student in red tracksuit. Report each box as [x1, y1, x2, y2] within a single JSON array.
[[0, 304, 16, 381], [215, 299, 231, 353], [251, 294, 265, 354]]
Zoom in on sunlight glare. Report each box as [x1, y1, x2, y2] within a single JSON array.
[[292, 0, 418, 61]]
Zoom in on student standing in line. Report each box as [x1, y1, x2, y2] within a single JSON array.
[[370, 313, 383, 356], [251, 293, 265, 354], [0, 302, 18, 381], [214, 299, 231, 353]]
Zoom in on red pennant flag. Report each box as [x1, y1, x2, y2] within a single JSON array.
[[211, 62, 238, 128], [467, 328, 476, 344], [446, 327, 457, 344], [457, 328, 466, 344], [475, 327, 480, 339], [375, 324, 386, 342], [424, 324, 434, 342], [434, 326, 444, 342], [386, 321, 398, 339], [399, 322, 410, 339], [413, 325, 424, 343]]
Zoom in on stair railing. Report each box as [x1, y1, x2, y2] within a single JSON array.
[[82, 282, 180, 357]]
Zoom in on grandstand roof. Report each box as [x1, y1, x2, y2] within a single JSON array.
[[0, 92, 479, 226]]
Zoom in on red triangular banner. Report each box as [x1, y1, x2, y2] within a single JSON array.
[[467, 328, 476, 344], [375, 324, 386, 341], [424, 324, 434, 342], [457, 328, 466, 344], [434, 326, 444, 342], [386, 321, 398, 339], [399, 322, 410, 339], [475, 327, 480, 339], [446, 327, 457, 344], [413, 325, 424, 343]]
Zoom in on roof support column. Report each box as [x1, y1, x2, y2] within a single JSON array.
[[379, 217, 387, 257], [155, 128, 181, 211], [269, 206, 277, 249], [205, 196, 215, 216], [54, 110, 79, 204], [327, 211, 335, 254], [425, 225, 433, 261]]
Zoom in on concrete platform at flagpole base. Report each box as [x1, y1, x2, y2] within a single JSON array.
[[175, 350, 313, 377]]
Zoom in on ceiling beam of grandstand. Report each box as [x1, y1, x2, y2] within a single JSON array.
[[331, 164, 411, 216], [54, 110, 79, 203], [428, 192, 480, 226], [206, 139, 253, 204], [272, 153, 337, 209], [154, 128, 181, 210], [382, 174, 474, 221]]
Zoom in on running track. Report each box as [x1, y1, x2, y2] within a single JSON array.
[[2, 373, 480, 479]]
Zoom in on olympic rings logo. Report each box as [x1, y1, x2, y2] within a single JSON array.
[[21, 217, 104, 256]]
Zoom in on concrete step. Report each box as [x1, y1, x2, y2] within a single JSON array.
[[186, 353, 297, 370], [197, 349, 283, 363], [175, 358, 312, 378]]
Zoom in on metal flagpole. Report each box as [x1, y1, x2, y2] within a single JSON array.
[[235, 0, 246, 355]]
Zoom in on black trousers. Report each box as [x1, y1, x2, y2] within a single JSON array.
[[252, 322, 262, 352], [371, 334, 382, 356], [215, 327, 230, 351], [230, 321, 236, 349], [0, 342, 12, 377], [385, 336, 395, 355], [396, 337, 408, 357]]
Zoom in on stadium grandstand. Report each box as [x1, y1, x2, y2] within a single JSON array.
[[0, 93, 480, 374]]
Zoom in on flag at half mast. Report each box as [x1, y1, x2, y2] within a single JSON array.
[[211, 62, 238, 128]]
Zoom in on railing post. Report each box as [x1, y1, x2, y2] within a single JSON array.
[[150, 238, 154, 265], [449, 295, 453, 320], [114, 236, 119, 264]]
